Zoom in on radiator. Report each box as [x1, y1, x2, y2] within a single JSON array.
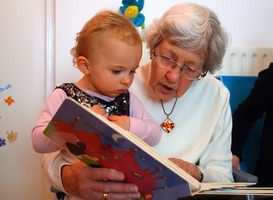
[[218, 46, 273, 76]]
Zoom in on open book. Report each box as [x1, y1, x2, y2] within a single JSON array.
[[44, 98, 272, 200]]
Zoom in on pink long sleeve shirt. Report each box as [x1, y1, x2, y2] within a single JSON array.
[[32, 87, 161, 153]]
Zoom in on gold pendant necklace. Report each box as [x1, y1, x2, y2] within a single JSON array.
[[160, 98, 178, 133]]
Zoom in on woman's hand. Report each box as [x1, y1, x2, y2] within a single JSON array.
[[232, 155, 241, 169], [62, 161, 141, 200], [169, 158, 202, 181]]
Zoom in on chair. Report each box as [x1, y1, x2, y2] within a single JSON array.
[[219, 75, 264, 181]]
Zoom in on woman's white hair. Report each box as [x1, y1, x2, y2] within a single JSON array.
[[144, 3, 230, 73]]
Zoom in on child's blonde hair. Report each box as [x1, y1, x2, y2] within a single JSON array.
[[71, 10, 142, 65]]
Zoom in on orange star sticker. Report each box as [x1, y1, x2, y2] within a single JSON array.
[[5, 96, 15, 106]]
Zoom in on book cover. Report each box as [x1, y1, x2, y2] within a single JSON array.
[[44, 97, 201, 200]]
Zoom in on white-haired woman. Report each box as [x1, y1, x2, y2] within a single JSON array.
[[42, 3, 232, 200]]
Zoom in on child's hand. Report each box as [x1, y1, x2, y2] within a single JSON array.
[[108, 115, 130, 131], [90, 105, 108, 119]]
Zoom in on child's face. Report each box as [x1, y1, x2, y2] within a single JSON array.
[[80, 38, 142, 98]]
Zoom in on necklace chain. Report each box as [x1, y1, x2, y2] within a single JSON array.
[[160, 98, 178, 117]]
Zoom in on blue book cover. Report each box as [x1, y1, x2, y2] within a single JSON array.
[[44, 97, 201, 200]]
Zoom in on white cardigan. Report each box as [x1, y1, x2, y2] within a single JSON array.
[[130, 63, 233, 183]]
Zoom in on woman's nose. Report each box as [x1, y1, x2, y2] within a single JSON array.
[[165, 67, 181, 83]]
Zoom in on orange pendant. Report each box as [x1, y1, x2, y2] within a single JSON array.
[[160, 117, 175, 133]]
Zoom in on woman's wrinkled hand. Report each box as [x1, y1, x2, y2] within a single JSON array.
[[232, 155, 241, 169], [169, 158, 202, 181], [61, 161, 141, 200]]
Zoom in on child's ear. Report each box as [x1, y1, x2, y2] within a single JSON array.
[[76, 56, 90, 74]]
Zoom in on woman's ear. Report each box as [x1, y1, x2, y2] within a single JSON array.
[[76, 56, 90, 74]]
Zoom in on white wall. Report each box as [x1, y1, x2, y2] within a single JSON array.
[[0, 0, 54, 199], [143, 0, 273, 47], [53, 0, 273, 86], [0, 0, 272, 199]]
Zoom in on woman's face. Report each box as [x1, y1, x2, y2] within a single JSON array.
[[149, 40, 206, 102]]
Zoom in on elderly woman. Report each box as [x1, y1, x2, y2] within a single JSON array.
[[42, 3, 232, 200]]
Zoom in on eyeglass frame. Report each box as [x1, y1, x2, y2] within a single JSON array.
[[152, 46, 208, 81]]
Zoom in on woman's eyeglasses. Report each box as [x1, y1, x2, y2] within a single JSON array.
[[152, 49, 207, 81]]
